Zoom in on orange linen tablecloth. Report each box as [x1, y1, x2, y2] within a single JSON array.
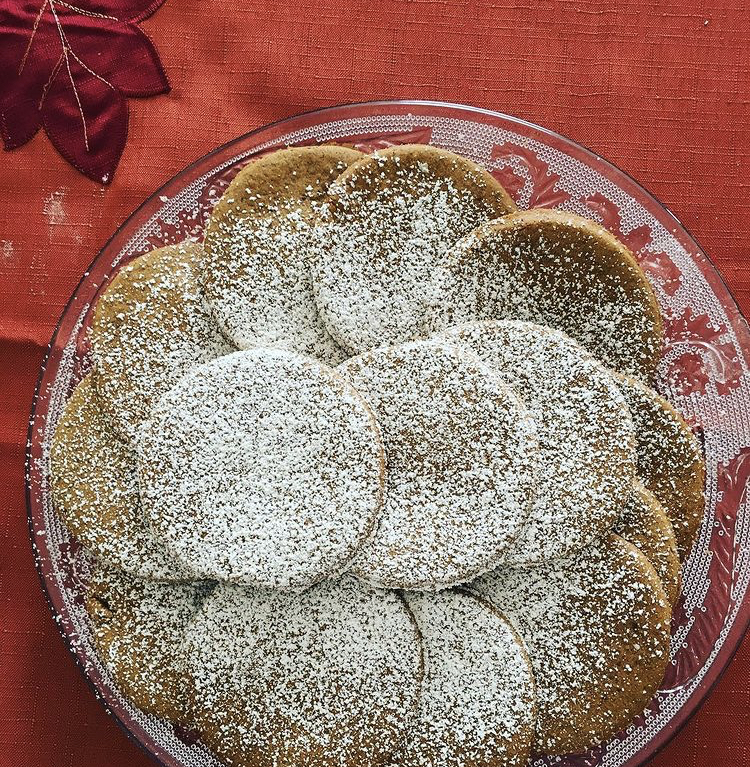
[[1, 1, 749, 765]]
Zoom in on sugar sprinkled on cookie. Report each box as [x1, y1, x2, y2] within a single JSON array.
[[615, 481, 681, 604], [137, 348, 386, 588], [614, 372, 705, 559], [444, 209, 664, 381], [339, 340, 538, 590], [50, 374, 193, 581], [311, 145, 516, 354], [86, 566, 210, 724], [472, 533, 672, 755], [91, 241, 232, 443], [185, 576, 423, 767], [398, 588, 535, 767], [52, 142, 699, 766], [435, 320, 635, 564], [202, 146, 364, 363]]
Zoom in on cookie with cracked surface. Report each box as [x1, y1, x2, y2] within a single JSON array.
[[435, 320, 635, 565], [50, 374, 192, 581], [311, 144, 517, 354], [91, 241, 232, 443], [86, 566, 209, 724], [338, 340, 538, 590], [614, 373, 705, 560], [443, 209, 664, 380], [614, 481, 681, 605], [398, 588, 536, 767], [185, 577, 424, 767], [137, 348, 386, 589], [203, 145, 364, 363], [472, 533, 671, 756]]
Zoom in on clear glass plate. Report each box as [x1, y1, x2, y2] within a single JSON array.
[[25, 100, 750, 767]]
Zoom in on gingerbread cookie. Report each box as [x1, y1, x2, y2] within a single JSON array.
[[137, 348, 386, 588], [91, 241, 232, 443], [50, 375, 192, 581], [435, 320, 635, 564], [398, 588, 535, 767], [86, 566, 209, 723], [185, 576, 423, 767], [614, 373, 705, 559], [444, 209, 664, 380], [615, 481, 681, 605], [203, 145, 364, 363], [338, 340, 538, 590], [311, 144, 516, 354], [473, 533, 671, 756]]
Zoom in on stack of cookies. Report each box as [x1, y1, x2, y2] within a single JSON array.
[[50, 144, 705, 767]]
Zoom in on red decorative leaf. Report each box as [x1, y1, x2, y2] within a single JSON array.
[[345, 126, 434, 153], [665, 350, 710, 396], [491, 142, 571, 208], [1, 82, 43, 148], [0, 5, 60, 148], [584, 191, 684, 295], [490, 165, 525, 201], [0, 0, 169, 182], [663, 448, 747, 689], [639, 249, 683, 297], [585, 192, 652, 250], [63, 0, 167, 23], [41, 55, 128, 183], [54, 9, 169, 96], [662, 309, 743, 396]]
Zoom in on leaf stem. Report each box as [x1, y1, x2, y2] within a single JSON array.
[[18, 0, 49, 75], [48, 0, 89, 151]]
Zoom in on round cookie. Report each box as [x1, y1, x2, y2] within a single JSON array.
[[137, 348, 386, 588], [91, 241, 232, 443], [86, 566, 209, 723], [472, 533, 672, 756], [202, 145, 364, 363], [614, 481, 681, 605], [614, 373, 705, 559], [444, 209, 664, 381], [185, 576, 424, 767], [311, 144, 517, 354], [435, 320, 635, 564], [338, 340, 538, 590], [50, 375, 192, 582], [398, 588, 536, 767]]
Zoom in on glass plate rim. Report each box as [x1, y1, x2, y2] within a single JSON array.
[[24, 98, 750, 767]]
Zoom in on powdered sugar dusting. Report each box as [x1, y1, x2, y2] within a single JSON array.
[[137, 348, 386, 588], [615, 373, 705, 559], [91, 241, 233, 443], [443, 210, 664, 380], [472, 533, 672, 755], [615, 481, 681, 605], [86, 566, 209, 723], [435, 320, 635, 564], [311, 146, 516, 354], [339, 341, 538, 590], [399, 588, 535, 767], [204, 206, 344, 363], [185, 576, 423, 767], [43, 140, 692, 766], [50, 375, 193, 581], [202, 147, 362, 364]]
